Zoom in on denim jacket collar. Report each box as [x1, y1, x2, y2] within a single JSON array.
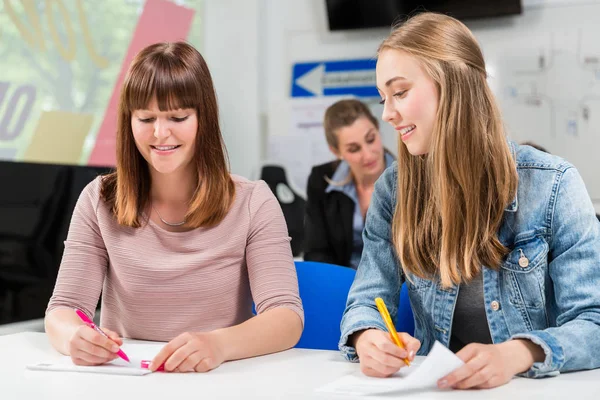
[[505, 141, 518, 213]]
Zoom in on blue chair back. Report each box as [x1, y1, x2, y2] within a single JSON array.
[[294, 261, 356, 350], [398, 282, 415, 336], [294, 261, 415, 350]]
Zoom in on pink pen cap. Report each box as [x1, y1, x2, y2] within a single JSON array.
[[141, 360, 165, 371], [74, 308, 130, 363]]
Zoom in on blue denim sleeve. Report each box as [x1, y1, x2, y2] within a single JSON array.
[[511, 166, 600, 378], [339, 164, 404, 361]]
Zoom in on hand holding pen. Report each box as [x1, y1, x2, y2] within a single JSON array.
[[67, 308, 129, 366]]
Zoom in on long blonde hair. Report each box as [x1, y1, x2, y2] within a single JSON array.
[[380, 13, 518, 287]]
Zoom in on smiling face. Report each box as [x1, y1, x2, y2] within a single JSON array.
[[376, 49, 439, 156], [131, 96, 198, 176]]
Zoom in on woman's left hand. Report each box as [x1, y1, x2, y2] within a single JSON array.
[[438, 340, 544, 390], [150, 332, 226, 373]]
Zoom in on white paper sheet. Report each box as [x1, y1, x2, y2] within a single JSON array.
[[317, 341, 464, 396], [26, 362, 153, 376], [26, 342, 165, 376]]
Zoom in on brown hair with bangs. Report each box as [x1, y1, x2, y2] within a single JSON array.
[[379, 13, 518, 288], [101, 41, 235, 228]]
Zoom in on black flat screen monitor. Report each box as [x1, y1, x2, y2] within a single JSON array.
[[325, 0, 522, 31]]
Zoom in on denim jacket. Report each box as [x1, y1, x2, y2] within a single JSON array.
[[339, 143, 600, 378]]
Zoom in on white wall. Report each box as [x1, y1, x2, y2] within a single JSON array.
[[263, 0, 389, 143], [204, 0, 262, 177], [204, 0, 391, 179]]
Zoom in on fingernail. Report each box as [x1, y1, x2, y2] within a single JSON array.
[[438, 379, 448, 388], [112, 345, 119, 352], [409, 351, 415, 360]]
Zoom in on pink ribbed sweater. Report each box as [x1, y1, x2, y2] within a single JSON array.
[[47, 175, 303, 341]]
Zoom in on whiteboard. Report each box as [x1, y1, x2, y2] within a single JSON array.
[[468, 1, 600, 203]]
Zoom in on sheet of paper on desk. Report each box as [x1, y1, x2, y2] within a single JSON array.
[[317, 341, 464, 396], [26, 342, 165, 376]]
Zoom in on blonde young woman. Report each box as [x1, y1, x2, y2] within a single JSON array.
[[45, 42, 303, 372], [339, 13, 600, 389], [304, 99, 394, 268]]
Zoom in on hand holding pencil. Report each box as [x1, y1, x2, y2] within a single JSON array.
[[353, 298, 421, 378], [375, 297, 411, 366]]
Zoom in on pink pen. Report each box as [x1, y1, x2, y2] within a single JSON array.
[[141, 360, 165, 371], [74, 308, 130, 363]]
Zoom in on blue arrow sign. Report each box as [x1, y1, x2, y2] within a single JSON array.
[[291, 59, 378, 98]]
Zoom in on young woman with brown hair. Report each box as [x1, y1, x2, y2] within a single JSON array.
[[340, 12, 600, 389], [304, 99, 394, 268], [45, 42, 303, 373]]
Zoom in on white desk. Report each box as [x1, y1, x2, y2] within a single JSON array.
[[2, 332, 598, 400], [0, 318, 44, 336]]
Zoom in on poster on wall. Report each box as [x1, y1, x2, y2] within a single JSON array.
[[0, 0, 203, 167], [268, 97, 345, 195]]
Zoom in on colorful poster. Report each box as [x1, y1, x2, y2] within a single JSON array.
[[0, 0, 203, 166]]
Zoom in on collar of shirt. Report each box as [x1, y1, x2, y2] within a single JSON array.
[[325, 151, 395, 201]]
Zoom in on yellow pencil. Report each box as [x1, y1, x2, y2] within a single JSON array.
[[375, 297, 411, 366]]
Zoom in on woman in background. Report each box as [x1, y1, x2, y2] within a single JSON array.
[[45, 41, 303, 373], [304, 99, 394, 268]]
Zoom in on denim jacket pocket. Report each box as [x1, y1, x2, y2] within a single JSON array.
[[405, 273, 433, 291], [500, 233, 549, 323]]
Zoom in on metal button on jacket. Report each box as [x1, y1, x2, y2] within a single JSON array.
[[518, 249, 530, 268]]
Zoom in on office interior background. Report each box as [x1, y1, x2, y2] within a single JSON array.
[[1, 0, 600, 332]]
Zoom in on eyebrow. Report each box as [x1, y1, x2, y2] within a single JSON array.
[[344, 129, 376, 147], [136, 108, 189, 112], [385, 76, 407, 86]]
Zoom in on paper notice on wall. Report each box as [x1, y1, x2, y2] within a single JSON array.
[[267, 97, 346, 193], [267, 134, 312, 195]]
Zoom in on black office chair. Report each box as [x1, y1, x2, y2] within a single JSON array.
[[0, 162, 71, 323], [259, 165, 305, 257], [52, 165, 112, 273]]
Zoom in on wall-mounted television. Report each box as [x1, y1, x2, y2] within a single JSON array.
[[325, 0, 522, 31]]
